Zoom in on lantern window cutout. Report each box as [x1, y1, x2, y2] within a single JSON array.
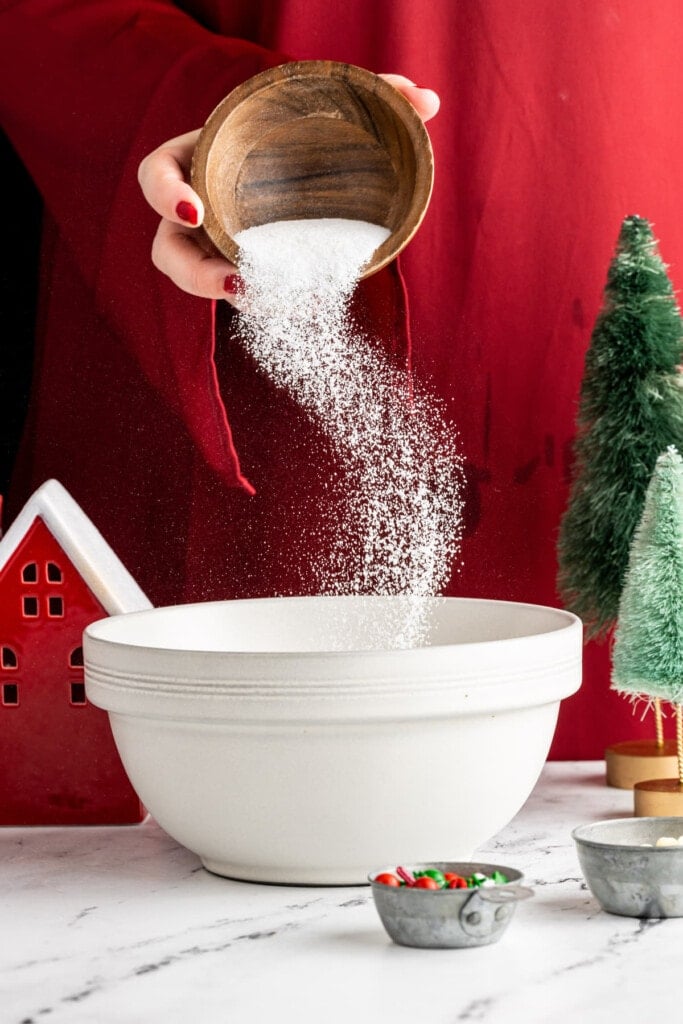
[[22, 596, 39, 618], [2, 683, 19, 706], [48, 596, 64, 618], [46, 562, 63, 583], [1, 646, 18, 669], [22, 562, 38, 583], [70, 682, 87, 706], [69, 646, 83, 668]]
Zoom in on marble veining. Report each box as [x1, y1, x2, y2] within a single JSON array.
[[1, 762, 681, 1024]]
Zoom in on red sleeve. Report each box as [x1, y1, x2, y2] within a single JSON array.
[[0, 1, 289, 491]]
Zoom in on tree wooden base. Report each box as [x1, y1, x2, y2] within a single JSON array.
[[604, 739, 678, 789], [633, 778, 683, 817]]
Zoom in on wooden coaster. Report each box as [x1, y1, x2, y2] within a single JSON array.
[[604, 739, 678, 789], [634, 778, 683, 817]]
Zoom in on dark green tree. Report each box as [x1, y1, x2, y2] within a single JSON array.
[[558, 215, 683, 638]]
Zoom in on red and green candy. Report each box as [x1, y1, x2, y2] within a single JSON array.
[[374, 867, 509, 889]]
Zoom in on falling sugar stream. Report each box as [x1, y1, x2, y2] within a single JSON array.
[[234, 218, 464, 649]]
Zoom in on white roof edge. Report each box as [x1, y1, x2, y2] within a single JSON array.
[[0, 480, 152, 615]]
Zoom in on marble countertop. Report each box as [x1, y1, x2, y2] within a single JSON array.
[[2, 762, 681, 1024]]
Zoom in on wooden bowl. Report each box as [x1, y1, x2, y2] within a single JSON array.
[[191, 61, 434, 278]]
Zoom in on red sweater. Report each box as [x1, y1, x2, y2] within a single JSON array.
[[1, 0, 682, 757]]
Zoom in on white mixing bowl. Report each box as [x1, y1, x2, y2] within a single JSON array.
[[84, 596, 581, 884]]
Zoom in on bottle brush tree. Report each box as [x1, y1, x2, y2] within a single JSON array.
[[557, 215, 683, 639], [611, 446, 683, 783], [612, 446, 683, 702]]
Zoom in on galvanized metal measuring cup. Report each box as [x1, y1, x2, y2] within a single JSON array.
[[370, 862, 534, 949]]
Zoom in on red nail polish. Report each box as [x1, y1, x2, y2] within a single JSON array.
[[224, 275, 243, 295], [176, 200, 198, 226]]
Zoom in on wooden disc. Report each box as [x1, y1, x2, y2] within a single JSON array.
[[191, 60, 434, 278], [604, 739, 679, 789], [634, 778, 683, 817]]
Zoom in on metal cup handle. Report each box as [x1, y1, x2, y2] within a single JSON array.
[[459, 884, 534, 938]]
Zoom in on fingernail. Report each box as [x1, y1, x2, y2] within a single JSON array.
[[176, 200, 198, 225], [224, 274, 243, 295]]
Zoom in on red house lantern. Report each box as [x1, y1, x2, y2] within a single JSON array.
[[0, 480, 151, 825]]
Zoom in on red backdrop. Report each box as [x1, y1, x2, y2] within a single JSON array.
[[1, 1, 681, 757]]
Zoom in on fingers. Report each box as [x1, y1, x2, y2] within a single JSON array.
[[140, 130, 243, 306], [151, 218, 243, 305], [379, 74, 441, 122], [138, 130, 205, 226]]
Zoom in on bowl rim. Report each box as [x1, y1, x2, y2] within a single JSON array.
[[572, 816, 683, 851], [83, 597, 582, 712], [84, 594, 581, 660]]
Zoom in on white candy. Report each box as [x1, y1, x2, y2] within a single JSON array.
[[654, 836, 681, 847]]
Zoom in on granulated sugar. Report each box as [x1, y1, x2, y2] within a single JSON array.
[[234, 218, 463, 648]]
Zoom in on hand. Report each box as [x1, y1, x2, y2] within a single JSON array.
[[137, 77, 440, 304]]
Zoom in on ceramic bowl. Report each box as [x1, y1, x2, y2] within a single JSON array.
[[369, 862, 533, 948], [190, 60, 434, 278], [573, 817, 683, 918], [84, 596, 581, 885]]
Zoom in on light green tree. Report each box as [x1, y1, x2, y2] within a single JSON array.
[[612, 446, 683, 781]]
